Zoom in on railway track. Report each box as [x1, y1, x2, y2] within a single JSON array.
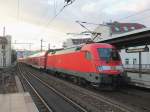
[[95, 89, 150, 112], [17, 65, 53, 112], [19, 63, 137, 112], [17, 63, 88, 112], [119, 85, 150, 99], [20, 63, 150, 112]]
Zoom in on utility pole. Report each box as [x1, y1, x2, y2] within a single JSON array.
[[48, 43, 50, 50], [2, 26, 6, 67], [3, 27, 5, 37], [1, 26, 6, 91], [40, 39, 45, 52], [41, 39, 43, 51]]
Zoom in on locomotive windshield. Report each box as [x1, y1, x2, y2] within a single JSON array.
[[97, 48, 120, 61]]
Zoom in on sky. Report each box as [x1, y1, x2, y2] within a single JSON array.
[[0, 0, 150, 50]]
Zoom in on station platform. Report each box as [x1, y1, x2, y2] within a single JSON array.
[[0, 92, 39, 112]]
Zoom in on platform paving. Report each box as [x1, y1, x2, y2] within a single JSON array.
[[0, 92, 39, 112], [15, 75, 24, 92]]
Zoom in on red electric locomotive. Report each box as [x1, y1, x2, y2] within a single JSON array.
[[22, 43, 129, 89]]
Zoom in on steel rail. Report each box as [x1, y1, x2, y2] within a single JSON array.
[[24, 67, 88, 112], [24, 65, 134, 112], [18, 65, 53, 112], [25, 65, 135, 112]]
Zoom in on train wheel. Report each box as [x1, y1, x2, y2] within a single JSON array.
[[81, 79, 87, 86]]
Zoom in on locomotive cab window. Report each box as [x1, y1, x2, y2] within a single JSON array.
[[85, 51, 92, 60], [97, 48, 120, 61]]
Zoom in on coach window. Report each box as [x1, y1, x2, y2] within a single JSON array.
[[85, 51, 92, 60]]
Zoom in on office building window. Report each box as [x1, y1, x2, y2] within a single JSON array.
[[115, 27, 120, 31], [123, 26, 128, 31], [131, 26, 135, 30], [133, 58, 137, 64], [125, 59, 129, 65]]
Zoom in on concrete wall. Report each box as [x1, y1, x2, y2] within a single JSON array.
[[0, 35, 11, 67]]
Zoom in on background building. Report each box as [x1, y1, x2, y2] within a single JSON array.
[[93, 21, 146, 41], [0, 35, 12, 67]]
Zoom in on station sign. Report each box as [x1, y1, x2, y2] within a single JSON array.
[[126, 46, 149, 53]]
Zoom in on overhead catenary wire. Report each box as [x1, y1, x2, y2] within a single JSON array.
[[76, 21, 91, 32], [75, 21, 102, 34], [45, 0, 76, 27], [32, 0, 76, 50], [75, 21, 101, 41], [41, 1, 76, 31]]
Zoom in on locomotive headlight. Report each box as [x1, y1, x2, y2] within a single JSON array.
[[97, 66, 124, 72], [97, 66, 111, 71], [97, 66, 103, 71]]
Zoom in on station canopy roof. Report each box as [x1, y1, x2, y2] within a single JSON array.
[[97, 27, 150, 49]]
